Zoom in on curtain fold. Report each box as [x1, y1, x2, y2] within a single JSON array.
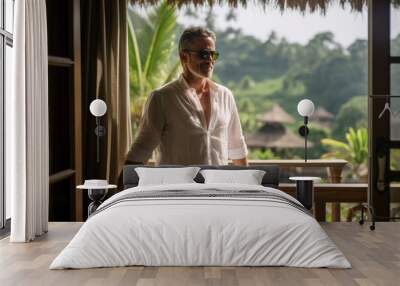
[[81, 0, 132, 187], [6, 0, 49, 242]]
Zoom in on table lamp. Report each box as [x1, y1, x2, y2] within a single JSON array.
[[89, 99, 107, 163], [297, 99, 315, 162]]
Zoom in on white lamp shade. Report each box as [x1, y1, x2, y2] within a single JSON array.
[[297, 99, 315, 117], [90, 99, 107, 117]]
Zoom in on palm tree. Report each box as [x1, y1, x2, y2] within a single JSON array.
[[321, 127, 368, 181], [128, 2, 181, 129]]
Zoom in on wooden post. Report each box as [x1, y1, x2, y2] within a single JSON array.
[[314, 201, 326, 222], [73, 0, 83, 221], [368, 0, 391, 219], [327, 166, 343, 222]]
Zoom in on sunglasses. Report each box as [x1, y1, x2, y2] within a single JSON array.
[[185, 49, 220, 61]]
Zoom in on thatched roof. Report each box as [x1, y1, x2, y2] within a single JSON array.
[[310, 106, 334, 120], [257, 104, 295, 124], [246, 122, 312, 148], [129, 0, 370, 13], [308, 106, 333, 128]]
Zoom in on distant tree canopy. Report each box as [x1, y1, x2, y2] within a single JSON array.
[[214, 30, 369, 116], [129, 5, 400, 143], [333, 96, 368, 139]]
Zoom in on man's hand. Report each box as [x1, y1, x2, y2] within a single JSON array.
[[232, 157, 248, 166]]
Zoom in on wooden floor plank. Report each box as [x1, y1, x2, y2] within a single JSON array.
[[1, 222, 400, 286]]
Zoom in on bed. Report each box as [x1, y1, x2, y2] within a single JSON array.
[[50, 165, 351, 269]]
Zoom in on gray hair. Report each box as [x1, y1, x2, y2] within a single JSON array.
[[178, 27, 216, 52]]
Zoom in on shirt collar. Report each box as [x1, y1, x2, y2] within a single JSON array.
[[178, 74, 218, 93]]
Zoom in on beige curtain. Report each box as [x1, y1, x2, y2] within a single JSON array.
[[82, 0, 132, 186], [7, 0, 49, 242]]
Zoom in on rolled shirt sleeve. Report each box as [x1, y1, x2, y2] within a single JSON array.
[[227, 91, 248, 160], [126, 92, 164, 163]]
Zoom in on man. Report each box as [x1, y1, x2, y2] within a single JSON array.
[[126, 27, 248, 166]]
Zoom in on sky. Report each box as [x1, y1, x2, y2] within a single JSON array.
[[177, 2, 400, 48]]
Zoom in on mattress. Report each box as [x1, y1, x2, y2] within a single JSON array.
[[50, 183, 351, 269]]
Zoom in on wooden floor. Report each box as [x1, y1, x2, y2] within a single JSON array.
[[1, 222, 399, 286]]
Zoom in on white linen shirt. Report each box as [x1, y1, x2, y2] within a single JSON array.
[[127, 75, 248, 165]]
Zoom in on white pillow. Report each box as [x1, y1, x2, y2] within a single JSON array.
[[135, 167, 200, 186], [200, 169, 266, 185]]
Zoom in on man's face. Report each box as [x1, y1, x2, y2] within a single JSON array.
[[181, 36, 217, 79]]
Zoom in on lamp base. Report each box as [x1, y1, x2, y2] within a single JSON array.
[[295, 180, 314, 210]]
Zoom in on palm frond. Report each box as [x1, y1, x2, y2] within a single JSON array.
[[128, 1, 179, 127], [128, 16, 144, 98], [128, 6, 153, 63], [163, 60, 182, 84], [321, 151, 348, 160], [321, 128, 368, 179], [321, 138, 351, 153], [143, 1, 177, 84]]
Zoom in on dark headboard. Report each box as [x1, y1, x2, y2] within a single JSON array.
[[123, 165, 280, 190]]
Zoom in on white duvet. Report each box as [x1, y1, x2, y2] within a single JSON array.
[[50, 183, 351, 269]]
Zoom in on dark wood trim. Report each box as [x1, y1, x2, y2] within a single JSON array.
[[368, 0, 391, 219], [281, 183, 400, 221], [391, 57, 400, 64], [249, 159, 347, 168], [73, 0, 83, 222], [279, 183, 369, 202], [314, 201, 326, 222], [67, 0, 75, 222], [49, 169, 76, 185], [47, 0, 82, 222], [48, 56, 74, 67]]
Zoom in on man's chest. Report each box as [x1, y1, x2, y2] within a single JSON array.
[[165, 94, 231, 131], [198, 93, 211, 127]]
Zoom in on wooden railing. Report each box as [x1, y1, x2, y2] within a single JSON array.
[[280, 183, 400, 222], [249, 159, 348, 221], [249, 160, 400, 222], [279, 183, 367, 222]]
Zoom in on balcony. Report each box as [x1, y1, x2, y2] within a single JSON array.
[[248, 159, 400, 222]]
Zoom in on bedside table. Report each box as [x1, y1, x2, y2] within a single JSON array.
[[77, 183, 117, 216], [289, 177, 321, 210]]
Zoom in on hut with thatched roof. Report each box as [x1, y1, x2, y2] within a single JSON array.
[[310, 106, 334, 128], [256, 104, 295, 125], [246, 104, 311, 149]]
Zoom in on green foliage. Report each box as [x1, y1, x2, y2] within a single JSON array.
[[128, 2, 180, 128], [303, 124, 331, 159], [333, 96, 368, 139], [214, 31, 292, 83], [234, 78, 283, 114], [321, 127, 368, 181], [237, 98, 263, 134], [128, 7, 400, 164], [248, 149, 280, 160], [390, 149, 400, 171], [214, 29, 368, 116], [240, 75, 256, 89]]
